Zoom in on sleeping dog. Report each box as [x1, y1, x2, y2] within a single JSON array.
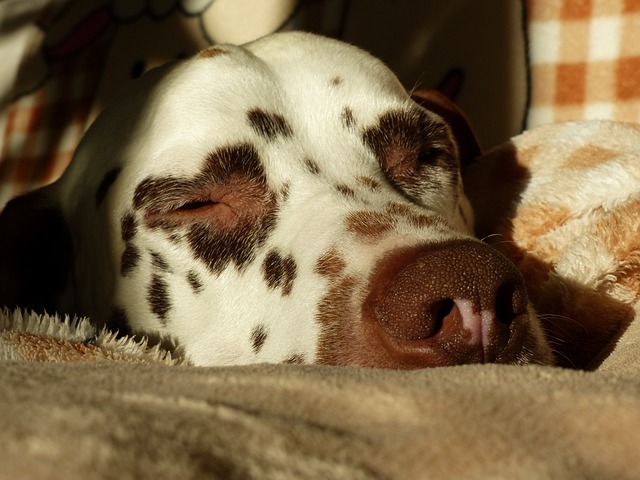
[[0, 32, 553, 367]]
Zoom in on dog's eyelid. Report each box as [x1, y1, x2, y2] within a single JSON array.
[[175, 198, 219, 212], [416, 147, 444, 165]]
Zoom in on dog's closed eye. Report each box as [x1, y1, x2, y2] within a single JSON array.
[[175, 199, 217, 212], [133, 144, 276, 232], [416, 146, 451, 167], [363, 110, 458, 201]]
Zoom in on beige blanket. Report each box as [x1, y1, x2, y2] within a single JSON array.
[[1, 305, 640, 479]]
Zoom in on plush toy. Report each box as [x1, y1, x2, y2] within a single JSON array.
[[464, 119, 640, 368]]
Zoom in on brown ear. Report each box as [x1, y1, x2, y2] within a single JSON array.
[[0, 190, 73, 314], [411, 89, 481, 166]]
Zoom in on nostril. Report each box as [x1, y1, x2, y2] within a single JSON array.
[[495, 279, 528, 325], [430, 298, 454, 332], [365, 241, 531, 355]]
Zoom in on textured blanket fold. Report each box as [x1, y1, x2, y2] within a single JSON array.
[[1, 308, 640, 479], [2, 360, 640, 479]]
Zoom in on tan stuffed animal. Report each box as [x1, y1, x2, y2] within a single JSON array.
[[465, 120, 640, 368]]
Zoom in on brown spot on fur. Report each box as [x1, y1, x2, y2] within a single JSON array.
[[121, 244, 141, 276], [330, 76, 343, 86], [315, 248, 347, 278], [407, 214, 439, 229], [251, 324, 268, 353], [196, 47, 228, 59], [283, 353, 305, 364], [303, 157, 321, 175], [341, 107, 355, 129], [565, 145, 619, 169], [121, 213, 138, 242], [357, 176, 381, 191], [95, 167, 121, 207], [150, 251, 170, 272], [336, 184, 356, 198], [315, 276, 359, 365], [186, 270, 204, 294], [148, 274, 171, 323], [247, 109, 293, 141], [386, 202, 415, 217], [346, 211, 395, 240], [262, 250, 297, 295]]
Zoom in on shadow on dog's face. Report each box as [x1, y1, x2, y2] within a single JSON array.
[[0, 33, 553, 367]]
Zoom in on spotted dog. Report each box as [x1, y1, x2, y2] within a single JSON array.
[[0, 33, 553, 367]]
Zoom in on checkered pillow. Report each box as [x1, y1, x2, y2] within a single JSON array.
[[526, 0, 640, 127], [0, 41, 104, 206]]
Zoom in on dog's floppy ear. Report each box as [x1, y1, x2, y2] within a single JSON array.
[[411, 89, 481, 166], [0, 189, 73, 314]]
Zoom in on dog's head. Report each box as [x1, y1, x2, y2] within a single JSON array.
[[0, 33, 553, 367]]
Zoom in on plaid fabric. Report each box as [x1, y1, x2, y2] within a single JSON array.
[[0, 0, 323, 208], [526, 0, 640, 127], [0, 34, 105, 207]]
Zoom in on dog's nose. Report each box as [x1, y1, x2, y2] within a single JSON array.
[[364, 240, 529, 364]]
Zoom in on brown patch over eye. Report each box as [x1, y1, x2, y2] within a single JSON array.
[[96, 167, 121, 207], [133, 144, 278, 274], [362, 110, 458, 200], [247, 109, 293, 141], [346, 211, 395, 241], [262, 249, 297, 295]]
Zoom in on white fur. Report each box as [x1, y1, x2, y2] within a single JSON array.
[[48, 33, 476, 365]]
